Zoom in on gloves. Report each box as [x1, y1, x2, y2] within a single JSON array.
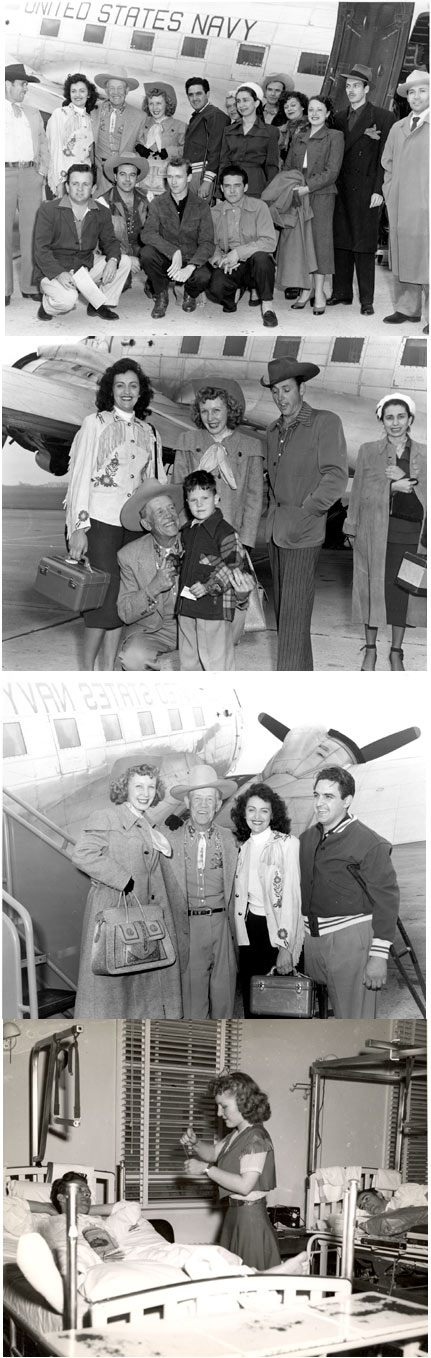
[[135, 144, 150, 158]]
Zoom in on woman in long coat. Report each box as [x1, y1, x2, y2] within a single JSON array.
[[381, 83, 429, 323], [172, 379, 264, 551], [73, 762, 184, 1018], [219, 84, 279, 198], [284, 95, 344, 312], [344, 392, 427, 671]]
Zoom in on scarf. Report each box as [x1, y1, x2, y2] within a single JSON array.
[[198, 442, 237, 488], [144, 118, 166, 152]]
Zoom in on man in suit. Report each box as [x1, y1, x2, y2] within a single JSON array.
[[140, 156, 214, 317], [183, 76, 229, 200], [263, 358, 348, 672], [117, 479, 184, 669], [93, 68, 147, 191], [328, 63, 394, 315], [5, 62, 48, 305], [382, 70, 429, 331], [161, 766, 238, 1019]]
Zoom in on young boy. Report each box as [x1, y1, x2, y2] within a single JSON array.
[[177, 469, 250, 669]]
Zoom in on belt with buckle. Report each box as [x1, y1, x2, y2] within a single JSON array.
[[6, 160, 35, 168], [188, 907, 225, 916]]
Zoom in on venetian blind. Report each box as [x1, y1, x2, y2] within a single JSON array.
[[122, 1020, 242, 1204], [386, 1021, 427, 1181]]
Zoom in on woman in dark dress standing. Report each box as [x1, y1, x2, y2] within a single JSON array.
[[181, 1071, 281, 1269], [219, 84, 279, 198]]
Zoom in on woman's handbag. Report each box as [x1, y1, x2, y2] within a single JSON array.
[[91, 889, 176, 976], [396, 551, 427, 597], [243, 551, 267, 632]]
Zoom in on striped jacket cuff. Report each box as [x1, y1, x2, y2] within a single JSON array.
[[369, 938, 392, 959]]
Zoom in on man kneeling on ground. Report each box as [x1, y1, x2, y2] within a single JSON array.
[[117, 479, 184, 670], [34, 162, 131, 321], [207, 163, 278, 327]]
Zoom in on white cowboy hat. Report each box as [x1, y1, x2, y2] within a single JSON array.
[[397, 69, 430, 97], [95, 68, 139, 92], [170, 763, 236, 801]]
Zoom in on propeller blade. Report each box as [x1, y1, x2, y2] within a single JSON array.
[[360, 727, 421, 762], [258, 713, 290, 744]]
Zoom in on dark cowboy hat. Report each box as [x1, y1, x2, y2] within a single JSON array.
[[103, 152, 149, 184], [5, 62, 40, 83], [261, 359, 320, 388], [120, 478, 184, 531], [345, 64, 373, 86], [144, 81, 177, 112]]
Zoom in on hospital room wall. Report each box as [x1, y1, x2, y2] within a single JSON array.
[[4, 1019, 394, 1231]]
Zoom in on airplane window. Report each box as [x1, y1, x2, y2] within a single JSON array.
[[273, 338, 301, 360], [131, 33, 155, 51], [401, 339, 427, 368], [331, 338, 364, 365], [223, 338, 247, 357], [181, 37, 208, 59], [101, 715, 122, 743], [181, 338, 200, 355], [192, 707, 204, 728], [168, 709, 183, 732], [298, 52, 329, 78], [40, 19, 60, 37], [236, 44, 266, 68], [3, 722, 27, 759], [138, 711, 156, 737], [53, 719, 81, 750], [83, 24, 106, 44]]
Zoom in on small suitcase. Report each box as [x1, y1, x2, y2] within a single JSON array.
[[249, 969, 316, 1018], [34, 555, 110, 612]]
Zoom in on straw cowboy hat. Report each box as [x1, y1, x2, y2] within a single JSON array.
[[120, 478, 184, 531], [95, 67, 139, 92], [170, 764, 236, 801], [261, 358, 320, 387], [103, 152, 149, 184], [397, 69, 430, 97], [262, 72, 295, 96], [144, 81, 177, 112]]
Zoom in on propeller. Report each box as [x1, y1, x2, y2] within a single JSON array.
[[258, 713, 290, 743], [360, 727, 421, 762]]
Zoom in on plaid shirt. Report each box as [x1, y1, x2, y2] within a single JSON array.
[[177, 508, 249, 621]]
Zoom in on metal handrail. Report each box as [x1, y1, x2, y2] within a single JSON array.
[[3, 805, 76, 861], [3, 788, 76, 848], [3, 889, 39, 1018]]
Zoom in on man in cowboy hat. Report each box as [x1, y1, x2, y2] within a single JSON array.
[[160, 765, 238, 1019], [5, 62, 48, 305], [117, 479, 184, 670], [207, 163, 278, 327], [328, 64, 394, 315], [262, 73, 294, 126], [93, 68, 147, 191], [382, 71, 429, 331], [183, 76, 229, 200], [97, 152, 149, 279], [263, 358, 348, 671], [33, 161, 131, 320]]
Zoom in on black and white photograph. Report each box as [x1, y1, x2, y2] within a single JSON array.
[[3, 1, 428, 1353]]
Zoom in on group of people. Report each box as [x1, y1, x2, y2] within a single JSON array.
[[64, 356, 426, 674], [72, 757, 401, 1026], [5, 59, 429, 327]]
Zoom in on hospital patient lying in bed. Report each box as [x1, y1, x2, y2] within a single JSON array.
[[5, 1171, 308, 1318], [320, 1184, 428, 1241]]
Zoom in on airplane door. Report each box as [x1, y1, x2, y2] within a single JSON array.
[[322, 2, 415, 109]]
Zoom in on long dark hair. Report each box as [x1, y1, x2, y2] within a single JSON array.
[[96, 359, 153, 419], [62, 72, 99, 113], [231, 780, 290, 844], [308, 92, 335, 129]]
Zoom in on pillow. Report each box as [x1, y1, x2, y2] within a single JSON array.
[[79, 1258, 186, 1303], [7, 1180, 52, 1202], [16, 1232, 64, 1314], [3, 1195, 33, 1237], [386, 1183, 428, 1212]]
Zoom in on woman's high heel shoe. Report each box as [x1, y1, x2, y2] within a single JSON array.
[[389, 647, 405, 671], [313, 304, 326, 315], [361, 644, 377, 671], [291, 292, 311, 310]]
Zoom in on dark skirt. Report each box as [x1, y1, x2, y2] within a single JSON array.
[[384, 531, 422, 627], [239, 912, 279, 1018], [219, 1198, 281, 1270], [84, 518, 141, 630]]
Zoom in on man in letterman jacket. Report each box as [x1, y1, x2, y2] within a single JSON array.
[[299, 765, 400, 1019]]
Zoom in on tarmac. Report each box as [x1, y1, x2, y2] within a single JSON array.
[[2, 502, 427, 671], [5, 254, 429, 339]]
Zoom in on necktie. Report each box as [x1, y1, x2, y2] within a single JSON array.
[[197, 833, 207, 872], [12, 103, 23, 119], [410, 115, 420, 130]]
